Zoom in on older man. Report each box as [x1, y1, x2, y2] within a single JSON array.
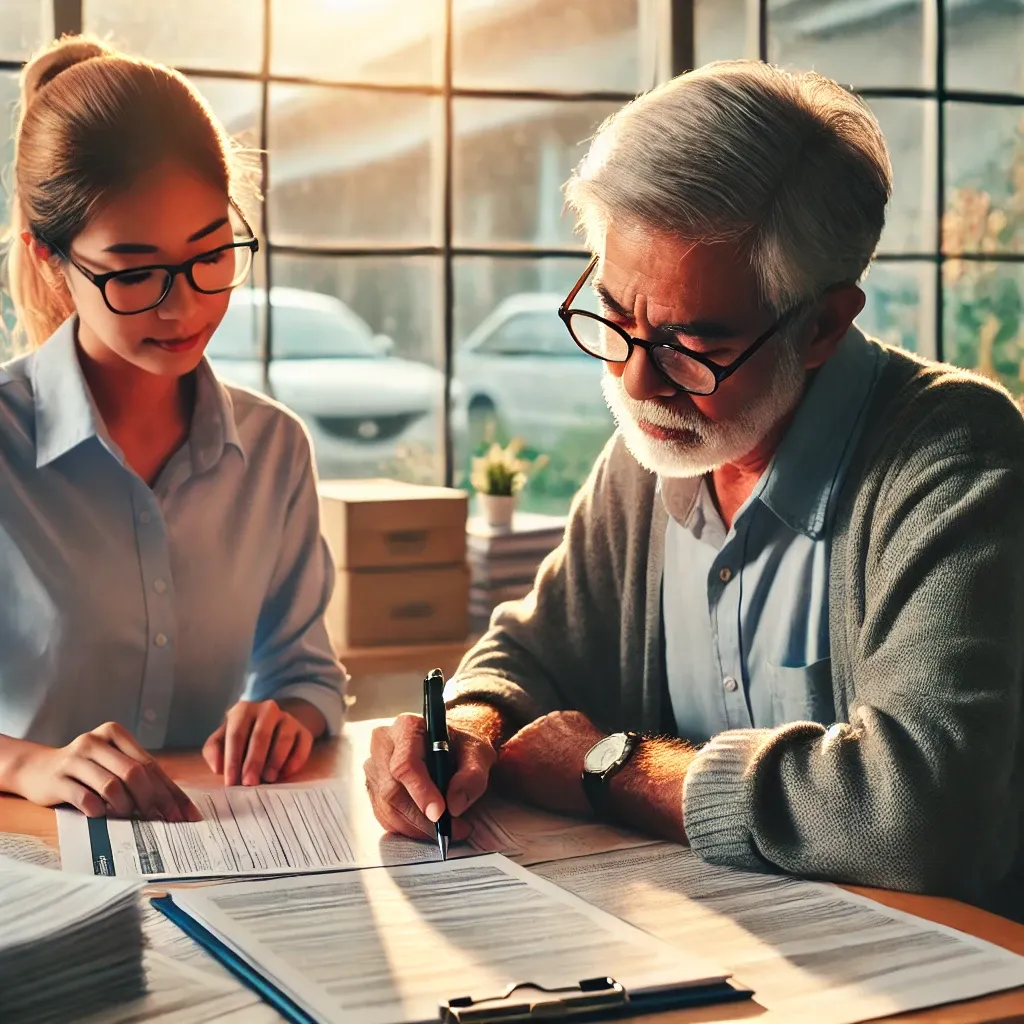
[[364, 60, 1024, 919]]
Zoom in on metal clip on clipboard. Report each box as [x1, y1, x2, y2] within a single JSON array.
[[441, 977, 627, 1024]]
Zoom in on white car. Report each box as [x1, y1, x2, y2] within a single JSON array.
[[207, 287, 459, 479], [456, 293, 612, 449]]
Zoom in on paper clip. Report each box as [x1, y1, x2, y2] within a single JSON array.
[[440, 977, 627, 1024]]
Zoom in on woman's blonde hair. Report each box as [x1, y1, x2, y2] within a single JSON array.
[[5, 35, 255, 350]]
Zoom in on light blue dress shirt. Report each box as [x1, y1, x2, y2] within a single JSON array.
[[662, 328, 886, 744], [0, 317, 347, 750]]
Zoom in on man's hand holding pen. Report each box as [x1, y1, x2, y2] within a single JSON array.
[[363, 707, 498, 844]]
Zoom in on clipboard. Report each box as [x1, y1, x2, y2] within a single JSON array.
[[442, 977, 753, 1024], [152, 896, 752, 1024]]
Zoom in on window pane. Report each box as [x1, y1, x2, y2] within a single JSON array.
[[268, 85, 440, 247], [272, 0, 442, 86], [454, 257, 614, 514], [84, 0, 262, 72], [767, 0, 929, 89], [944, 261, 1024, 396], [453, 0, 644, 93], [235, 256, 444, 484], [872, 99, 935, 255], [0, 0, 49, 61], [945, 103, 1024, 257], [696, 0, 752, 65], [946, 1, 1024, 95], [858, 261, 936, 356], [189, 77, 260, 149], [1, 71, 21, 358], [453, 99, 618, 247]]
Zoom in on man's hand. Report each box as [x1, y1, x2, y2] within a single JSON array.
[[11, 722, 202, 821], [493, 710, 605, 817], [363, 709, 499, 842], [203, 698, 324, 786]]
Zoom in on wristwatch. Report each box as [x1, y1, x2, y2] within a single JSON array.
[[581, 731, 641, 818]]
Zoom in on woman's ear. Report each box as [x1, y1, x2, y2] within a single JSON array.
[[20, 232, 53, 264]]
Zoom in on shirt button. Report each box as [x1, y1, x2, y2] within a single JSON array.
[[719, 566, 732, 583], [139, 510, 152, 525], [143, 708, 157, 724], [154, 633, 168, 648], [723, 677, 739, 692], [153, 578, 167, 594]]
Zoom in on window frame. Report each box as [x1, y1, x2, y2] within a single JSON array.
[[10, 1, 1012, 482]]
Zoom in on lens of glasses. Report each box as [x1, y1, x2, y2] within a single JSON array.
[[104, 268, 174, 314], [568, 312, 630, 362], [651, 345, 718, 395], [192, 243, 253, 293]]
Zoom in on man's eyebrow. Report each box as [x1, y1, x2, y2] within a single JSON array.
[[101, 217, 230, 254], [595, 281, 738, 340]]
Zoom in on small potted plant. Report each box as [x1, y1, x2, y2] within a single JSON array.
[[470, 437, 547, 529]]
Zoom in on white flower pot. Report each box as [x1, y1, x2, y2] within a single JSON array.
[[478, 493, 515, 530]]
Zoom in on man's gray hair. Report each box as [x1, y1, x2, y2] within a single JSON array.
[[564, 60, 892, 315]]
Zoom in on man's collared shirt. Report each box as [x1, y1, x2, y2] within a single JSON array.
[[0, 318, 346, 750], [662, 327, 886, 744]]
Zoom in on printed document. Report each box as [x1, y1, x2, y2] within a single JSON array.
[[58, 780, 656, 880], [166, 853, 730, 1024], [538, 843, 1024, 1023]]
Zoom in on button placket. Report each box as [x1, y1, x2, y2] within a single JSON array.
[[132, 489, 176, 748], [711, 530, 753, 729]]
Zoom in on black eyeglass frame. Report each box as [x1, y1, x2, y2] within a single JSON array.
[[43, 204, 260, 317], [557, 254, 801, 397]]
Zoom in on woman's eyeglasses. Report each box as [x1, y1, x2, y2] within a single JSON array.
[[558, 254, 799, 397], [45, 205, 259, 316]]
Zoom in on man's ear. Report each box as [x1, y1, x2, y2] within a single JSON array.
[[803, 284, 865, 370]]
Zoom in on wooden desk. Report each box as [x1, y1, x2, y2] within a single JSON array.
[[3, 726, 1024, 1024]]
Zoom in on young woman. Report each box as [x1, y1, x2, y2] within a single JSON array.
[[0, 37, 347, 821]]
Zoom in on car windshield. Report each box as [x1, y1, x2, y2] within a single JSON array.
[[208, 292, 384, 360]]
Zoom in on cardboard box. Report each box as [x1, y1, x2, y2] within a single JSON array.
[[319, 478, 468, 570], [326, 564, 470, 649]]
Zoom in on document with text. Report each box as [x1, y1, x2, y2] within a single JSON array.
[[57, 780, 656, 880], [538, 843, 1024, 1023], [163, 853, 732, 1024]]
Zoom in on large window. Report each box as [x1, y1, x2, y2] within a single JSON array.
[[698, 0, 1024, 392], [2, 2, 1018, 511]]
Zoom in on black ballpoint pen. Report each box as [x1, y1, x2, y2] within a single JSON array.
[[422, 667, 453, 861]]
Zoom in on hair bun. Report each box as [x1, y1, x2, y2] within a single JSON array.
[[22, 36, 112, 109]]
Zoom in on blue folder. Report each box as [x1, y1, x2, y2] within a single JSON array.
[[152, 894, 752, 1024]]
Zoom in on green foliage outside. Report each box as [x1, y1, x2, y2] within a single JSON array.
[[943, 113, 1024, 396]]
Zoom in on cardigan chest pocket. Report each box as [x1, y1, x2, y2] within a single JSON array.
[[769, 658, 835, 727]]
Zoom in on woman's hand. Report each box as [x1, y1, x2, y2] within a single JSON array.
[[11, 722, 201, 821], [202, 698, 324, 786]]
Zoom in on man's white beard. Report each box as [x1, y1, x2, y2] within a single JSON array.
[[600, 338, 807, 478]]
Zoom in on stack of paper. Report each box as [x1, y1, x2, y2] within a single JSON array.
[[0, 855, 144, 1022], [467, 512, 566, 629]]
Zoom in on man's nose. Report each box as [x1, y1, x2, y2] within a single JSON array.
[[622, 344, 678, 402]]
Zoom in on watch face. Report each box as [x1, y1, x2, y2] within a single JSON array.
[[585, 734, 629, 774]]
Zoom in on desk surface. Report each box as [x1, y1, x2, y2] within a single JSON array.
[[3, 724, 1024, 1024]]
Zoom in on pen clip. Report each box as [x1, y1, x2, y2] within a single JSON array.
[[441, 977, 627, 1024], [423, 667, 448, 743]]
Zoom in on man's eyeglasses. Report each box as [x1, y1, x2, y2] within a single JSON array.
[[45, 205, 259, 316], [558, 255, 798, 397]]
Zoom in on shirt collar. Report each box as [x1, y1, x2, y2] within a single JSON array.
[[759, 325, 885, 539], [189, 359, 247, 474], [30, 317, 107, 468], [29, 316, 246, 471], [658, 325, 885, 542]]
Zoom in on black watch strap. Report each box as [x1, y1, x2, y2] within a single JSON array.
[[581, 732, 641, 818]]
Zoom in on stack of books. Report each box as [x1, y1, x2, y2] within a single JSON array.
[[468, 511, 567, 631], [0, 855, 144, 1021]]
